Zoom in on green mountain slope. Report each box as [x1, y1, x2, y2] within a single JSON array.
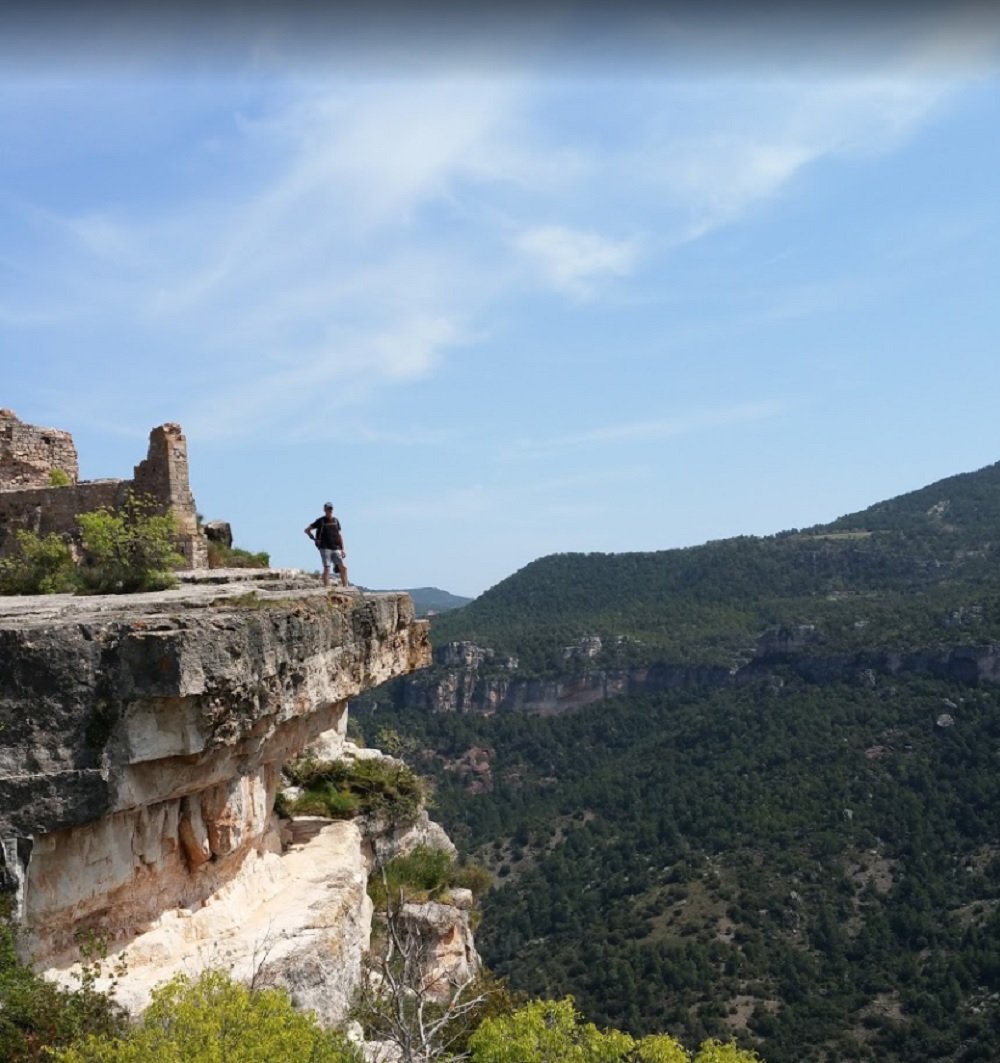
[[354, 459, 1000, 1063], [427, 459, 1000, 673]]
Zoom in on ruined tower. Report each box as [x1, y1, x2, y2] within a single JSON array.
[[0, 414, 208, 569]]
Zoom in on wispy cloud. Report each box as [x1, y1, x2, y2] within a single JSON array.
[[181, 313, 468, 441], [510, 400, 791, 458], [644, 75, 964, 242], [514, 224, 639, 298], [2, 16, 992, 439]]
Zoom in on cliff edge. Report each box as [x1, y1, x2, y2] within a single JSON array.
[[0, 570, 473, 1024]]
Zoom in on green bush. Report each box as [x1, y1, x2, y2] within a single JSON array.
[[76, 490, 184, 594], [0, 492, 187, 596], [467, 997, 762, 1063], [450, 860, 494, 898], [206, 541, 270, 569], [47, 468, 72, 487], [285, 756, 428, 826], [370, 844, 454, 910], [291, 784, 361, 818], [0, 918, 126, 1061], [368, 845, 492, 911], [50, 969, 362, 1062], [0, 530, 77, 595]]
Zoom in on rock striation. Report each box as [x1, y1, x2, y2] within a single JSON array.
[[0, 570, 480, 1025], [371, 633, 1000, 716]]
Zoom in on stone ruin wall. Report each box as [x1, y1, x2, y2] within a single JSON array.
[[0, 409, 79, 488], [0, 410, 208, 568]]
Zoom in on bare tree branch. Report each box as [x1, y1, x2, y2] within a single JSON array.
[[353, 861, 498, 1063]]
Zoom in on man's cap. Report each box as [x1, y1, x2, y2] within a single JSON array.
[[324, 502, 333, 509]]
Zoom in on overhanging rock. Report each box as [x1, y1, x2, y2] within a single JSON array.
[[0, 570, 430, 968]]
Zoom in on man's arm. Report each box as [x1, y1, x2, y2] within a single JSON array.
[[304, 519, 318, 542]]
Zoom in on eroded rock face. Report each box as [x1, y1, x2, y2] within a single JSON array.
[[377, 633, 1000, 717], [0, 572, 430, 968], [398, 898, 481, 997]]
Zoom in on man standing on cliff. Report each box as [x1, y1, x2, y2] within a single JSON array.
[[305, 502, 349, 587]]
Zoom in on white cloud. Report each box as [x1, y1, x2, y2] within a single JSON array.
[[182, 312, 468, 441], [3, 24, 993, 439], [658, 135, 815, 238], [514, 224, 638, 298], [232, 77, 531, 236], [644, 73, 961, 242]]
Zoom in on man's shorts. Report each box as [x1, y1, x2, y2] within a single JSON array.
[[320, 548, 344, 570]]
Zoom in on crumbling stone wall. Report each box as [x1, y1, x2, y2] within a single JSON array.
[[132, 424, 206, 567], [0, 409, 79, 488], [0, 412, 208, 568], [0, 481, 123, 558]]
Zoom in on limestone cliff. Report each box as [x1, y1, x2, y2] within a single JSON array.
[[368, 634, 1000, 716], [0, 570, 475, 1025]]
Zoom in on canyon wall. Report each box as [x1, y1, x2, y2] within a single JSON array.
[[371, 636, 1000, 716]]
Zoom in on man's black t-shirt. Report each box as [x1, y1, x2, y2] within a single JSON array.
[[311, 516, 342, 550]]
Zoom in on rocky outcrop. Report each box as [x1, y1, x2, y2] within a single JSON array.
[[397, 894, 481, 997], [373, 632, 1000, 716], [374, 640, 732, 715], [0, 569, 451, 1022]]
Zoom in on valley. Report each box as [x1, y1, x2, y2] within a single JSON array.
[[353, 458, 1000, 1063]]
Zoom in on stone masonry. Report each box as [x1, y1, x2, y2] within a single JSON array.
[[0, 408, 78, 487], [0, 411, 208, 568]]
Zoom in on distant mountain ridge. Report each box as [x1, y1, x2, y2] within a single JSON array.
[[372, 586, 472, 617], [420, 457, 1000, 677]]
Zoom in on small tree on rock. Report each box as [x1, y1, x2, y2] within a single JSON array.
[[75, 490, 184, 593], [0, 530, 76, 595]]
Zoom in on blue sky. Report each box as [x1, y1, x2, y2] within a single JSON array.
[[3, 4, 1000, 597]]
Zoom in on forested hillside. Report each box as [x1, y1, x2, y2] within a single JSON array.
[[424, 458, 1000, 673], [354, 459, 1000, 1063]]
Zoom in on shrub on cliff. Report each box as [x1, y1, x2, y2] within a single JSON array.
[[75, 490, 184, 594], [0, 530, 77, 594], [206, 541, 270, 569], [0, 919, 126, 1062], [467, 997, 763, 1063], [50, 969, 362, 1062], [367, 844, 492, 911], [285, 756, 429, 826]]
